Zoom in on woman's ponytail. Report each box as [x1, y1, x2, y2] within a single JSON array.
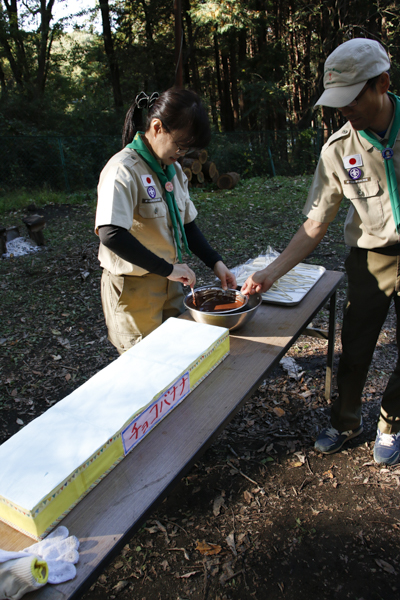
[[121, 92, 160, 147]]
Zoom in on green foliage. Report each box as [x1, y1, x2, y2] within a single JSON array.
[[189, 0, 252, 33], [0, 189, 91, 215], [0, 127, 322, 195], [289, 129, 320, 175], [208, 130, 320, 178], [1, 0, 400, 144], [0, 135, 121, 193]]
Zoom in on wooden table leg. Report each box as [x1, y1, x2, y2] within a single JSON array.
[[301, 288, 338, 400]]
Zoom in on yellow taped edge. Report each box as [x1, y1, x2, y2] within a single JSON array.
[[0, 437, 124, 539], [189, 333, 230, 389]]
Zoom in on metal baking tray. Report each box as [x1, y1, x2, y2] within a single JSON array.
[[232, 250, 326, 306], [260, 263, 326, 306]]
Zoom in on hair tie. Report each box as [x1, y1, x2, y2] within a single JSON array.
[[148, 92, 159, 109], [135, 91, 160, 110], [135, 91, 149, 109]]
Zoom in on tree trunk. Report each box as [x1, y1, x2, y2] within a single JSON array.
[[238, 29, 248, 129], [183, 167, 192, 181], [192, 171, 204, 185], [100, 0, 124, 108], [229, 34, 239, 126], [174, 0, 183, 87], [35, 0, 55, 96], [182, 158, 202, 174], [213, 35, 224, 128], [186, 149, 208, 163], [183, 0, 200, 91], [0, 0, 31, 94], [221, 47, 234, 131], [0, 61, 6, 97], [202, 161, 217, 180], [217, 172, 240, 190]]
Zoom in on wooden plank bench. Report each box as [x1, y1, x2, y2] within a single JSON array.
[[0, 270, 344, 599]]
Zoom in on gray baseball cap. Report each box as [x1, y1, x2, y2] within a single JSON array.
[[315, 38, 390, 108]]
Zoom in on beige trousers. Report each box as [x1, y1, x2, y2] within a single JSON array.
[[101, 270, 184, 354]]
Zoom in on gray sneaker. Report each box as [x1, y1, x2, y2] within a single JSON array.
[[315, 422, 363, 454]]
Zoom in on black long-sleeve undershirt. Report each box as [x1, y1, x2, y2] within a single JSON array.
[[98, 220, 222, 277]]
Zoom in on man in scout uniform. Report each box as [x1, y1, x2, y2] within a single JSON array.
[[242, 38, 400, 465]]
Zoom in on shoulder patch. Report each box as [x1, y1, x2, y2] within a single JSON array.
[[124, 149, 140, 166]]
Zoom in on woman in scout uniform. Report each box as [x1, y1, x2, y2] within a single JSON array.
[[96, 88, 236, 353], [242, 38, 400, 465]]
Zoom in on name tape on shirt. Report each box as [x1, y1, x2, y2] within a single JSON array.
[[343, 154, 363, 169], [141, 174, 156, 187], [344, 177, 371, 185]]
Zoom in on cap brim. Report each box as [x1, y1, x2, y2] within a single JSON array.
[[314, 80, 367, 108]]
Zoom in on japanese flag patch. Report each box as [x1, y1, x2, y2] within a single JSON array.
[[343, 154, 363, 169], [141, 174, 156, 187]]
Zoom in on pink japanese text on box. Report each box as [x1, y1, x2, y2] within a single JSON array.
[[121, 371, 190, 455]]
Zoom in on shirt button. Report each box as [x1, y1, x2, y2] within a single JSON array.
[[154, 208, 158, 214], [358, 190, 365, 196], [343, 129, 348, 134]]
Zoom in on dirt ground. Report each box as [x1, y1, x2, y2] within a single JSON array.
[[1, 201, 400, 600]]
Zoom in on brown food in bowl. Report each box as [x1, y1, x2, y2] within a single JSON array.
[[198, 297, 245, 313], [189, 288, 247, 314]]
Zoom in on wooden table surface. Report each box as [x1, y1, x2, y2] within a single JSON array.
[[0, 270, 344, 600]]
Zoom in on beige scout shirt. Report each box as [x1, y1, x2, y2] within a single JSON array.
[[95, 147, 198, 276], [303, 114, 400, 249]]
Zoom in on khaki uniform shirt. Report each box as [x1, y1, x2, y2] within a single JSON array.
[[303, 110, 400, 249], [95, 148, 198, 276]]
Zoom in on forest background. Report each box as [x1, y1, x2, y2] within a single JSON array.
[[1, 0, 400, 194]]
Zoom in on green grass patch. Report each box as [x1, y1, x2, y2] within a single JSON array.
[[0, 188, 96, 216]]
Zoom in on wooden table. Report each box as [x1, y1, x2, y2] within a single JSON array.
[[0, 270, 343, 600]]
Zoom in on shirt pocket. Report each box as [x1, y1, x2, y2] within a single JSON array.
[[173, 191, 187, 222], [138, 200, 167, 219], [346, 180, 385, 231]]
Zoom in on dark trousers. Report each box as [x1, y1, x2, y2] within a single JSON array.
[[332, 248, 400, 435]]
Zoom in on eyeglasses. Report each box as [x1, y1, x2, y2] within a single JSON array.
[[161, 122, 191, 155], [171, 138, 191, 156], [346, 82, 372, 107]]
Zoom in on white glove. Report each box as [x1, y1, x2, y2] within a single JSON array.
[[21, 526, 79, 584], [0, 525, 79, 599], [0, 555, 47, 600]]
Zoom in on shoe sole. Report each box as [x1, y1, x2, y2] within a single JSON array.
[[374, 453, 400, 465], [315, 425, 363, 455]]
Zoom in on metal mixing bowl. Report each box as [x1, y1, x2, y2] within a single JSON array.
[[183, 288, 262, 331]]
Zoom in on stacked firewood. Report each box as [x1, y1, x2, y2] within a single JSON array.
[[178, 149, 240, 190]]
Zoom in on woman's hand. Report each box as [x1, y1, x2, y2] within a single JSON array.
[[213, 261, 237, 290], [241, 269, 273, 295], [167, 263, 196, 287]]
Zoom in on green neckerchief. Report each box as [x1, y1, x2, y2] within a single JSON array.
[[126, 131, 191, 262], [358, 92, 400, 233]]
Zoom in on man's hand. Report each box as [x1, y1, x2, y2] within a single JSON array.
[[167, 264, 196, 287], [213, 261, 237, 290], [241, 269, 273, 295], [241, 219, 329, 295]]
